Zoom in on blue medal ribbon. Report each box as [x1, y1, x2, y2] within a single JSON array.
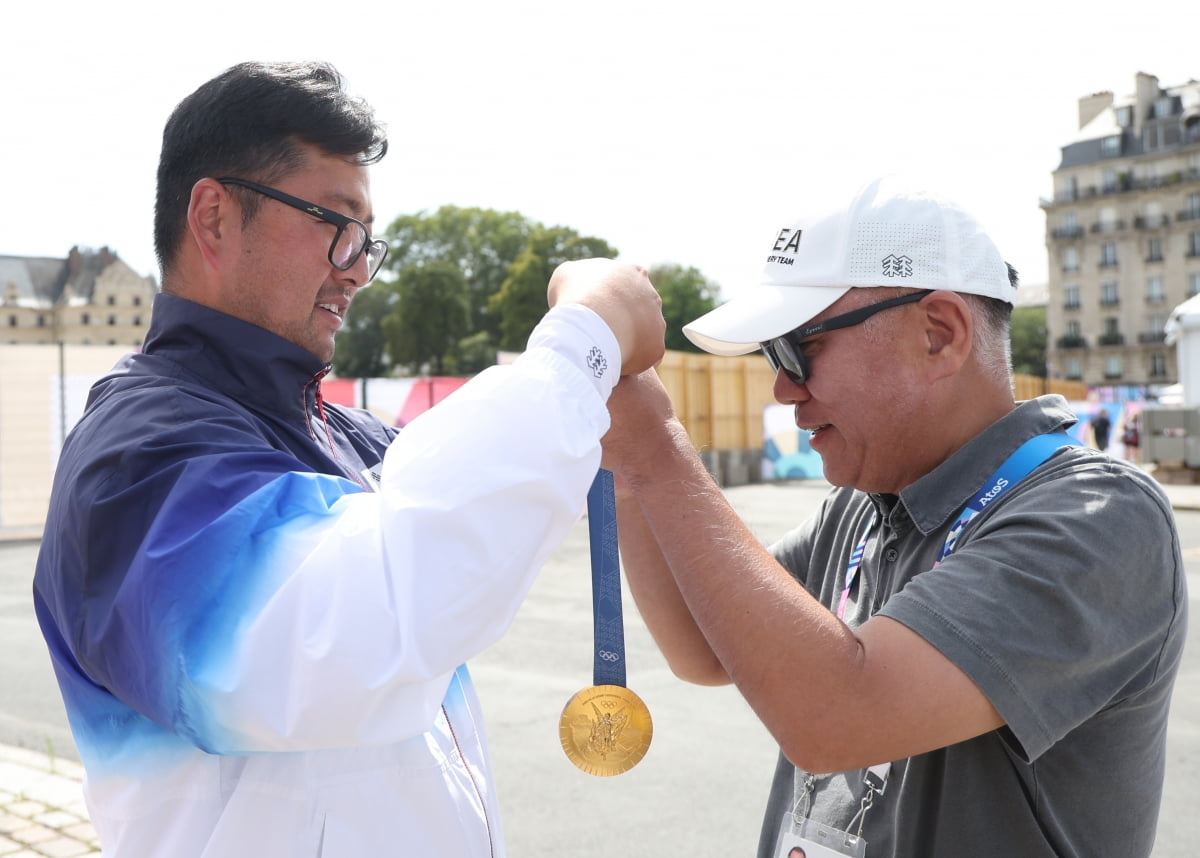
[[587, 468, 626, 687]]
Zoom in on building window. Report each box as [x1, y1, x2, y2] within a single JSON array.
[[1067, 357, 1083, 380], [1100, 241, 1118, 267], [133, 295, 142, 307], [1147, 276, 1165, 304], [37, 315, 45, 327], [1101, 168, 1119, 192], [106, 295, 115, 306], [1185, 193, 1200, 221], [1056, 212, 1082, 239], [1146, 237, 1163, 262], [7, 315, 15, 327], [1100, 136, 1122, 157], [81, 312, 90, 325], [1062, 247, 1079, 272], [1150, 353, 1168, 378], [1189, 232, 1200, 258], [1067, 319, 1082, 338], [1190, 272, 1200, 297], [1063, 176, 1079, 202], [1104, 355, 1123, 379], [1065, 285, 1080, 309], [133, 315, 141, 326], [108, 315, 117, 326], [1101, 281, 1120, 306], [1099, 317, 1124, 347]]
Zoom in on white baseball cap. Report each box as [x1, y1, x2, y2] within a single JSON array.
[[683, 175, 1017, 356]]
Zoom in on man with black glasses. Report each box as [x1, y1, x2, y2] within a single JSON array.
[[601, 176, 1185, 857], [33, 61, 665, 858]]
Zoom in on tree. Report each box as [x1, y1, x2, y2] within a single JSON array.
[[1010, 305, 1048, 378], [381, 261, 471, 375], [489, 227, 618, 351], [333, 281, 399, 379], [648, 263, 721, 352], [383, 206, 534, 340]]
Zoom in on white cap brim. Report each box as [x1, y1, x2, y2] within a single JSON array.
[[682, 283, 850, 356]]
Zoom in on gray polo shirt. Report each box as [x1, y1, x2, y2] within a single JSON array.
[[759, 396, 1187, 858]]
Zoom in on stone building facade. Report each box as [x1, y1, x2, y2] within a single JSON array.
[[0, 246, 157, 347], [1041, 72, 1200, 390]]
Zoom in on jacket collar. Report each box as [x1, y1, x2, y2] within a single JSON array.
[[142, 293, 331, 418]]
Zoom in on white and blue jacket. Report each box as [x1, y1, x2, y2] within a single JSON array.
[[34, 292, 620, 857]]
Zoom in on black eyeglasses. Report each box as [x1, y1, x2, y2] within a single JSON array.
[[761, 290, 931, 385], [218, 178, 389, 283]]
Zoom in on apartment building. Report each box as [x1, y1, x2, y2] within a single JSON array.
[[0, 246, 157, 346], [1042, 72, 1200, 390]]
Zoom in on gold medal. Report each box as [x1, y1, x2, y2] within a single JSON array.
[[559, 684, 653, 776]]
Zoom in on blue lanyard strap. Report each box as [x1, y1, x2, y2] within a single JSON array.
[[837, 432, 1081, 619], [937, 431, 1082, 563], [588, 469, 626, 687]]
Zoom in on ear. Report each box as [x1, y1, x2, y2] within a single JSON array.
[[916, 290, 973, 381], [185, 178, 240, 274]]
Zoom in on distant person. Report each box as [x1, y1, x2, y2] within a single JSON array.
[[602, 176, 1186, 857], [1124, 412, 1141, 463], [1091, 408, 1112, 451], [32, 61, 665, 858]]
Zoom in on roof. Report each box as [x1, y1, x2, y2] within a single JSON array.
[[0, 247, 129, 308]]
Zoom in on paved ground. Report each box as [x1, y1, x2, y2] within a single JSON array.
[[3, 476, 1199, 857]]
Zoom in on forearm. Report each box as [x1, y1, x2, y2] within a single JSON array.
[[617, 486, 730, 686], [620, 421, 882, 770]]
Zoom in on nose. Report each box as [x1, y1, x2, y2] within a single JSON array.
[[772, 368, 811, 404], [338, 251, 371, 291]]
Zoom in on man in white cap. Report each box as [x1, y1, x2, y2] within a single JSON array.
[[602, 176, 1186, 857]]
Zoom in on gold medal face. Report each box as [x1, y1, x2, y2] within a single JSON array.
[[559, 684, 653, 776]]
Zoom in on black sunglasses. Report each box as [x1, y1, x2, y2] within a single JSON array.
[[761, 290, 932, 384], [218, 178, 389, 283]]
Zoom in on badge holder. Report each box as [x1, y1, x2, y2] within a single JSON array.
[[775, 764, 889, 858]]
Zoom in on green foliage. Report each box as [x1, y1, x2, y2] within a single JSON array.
[[335, 204, 721, 376], [384, 206, 533, 339], [381, 261, 471, 375], [490, 228, 618, 351], [648, 263, 721, 352], [333, 282, 398, 379], [1010, 305, 1048, 377]]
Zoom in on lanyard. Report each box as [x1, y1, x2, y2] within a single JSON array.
[[836, 432, 1080, 620], [809, 432, 1081, 839], [587, 469, 626, 687]]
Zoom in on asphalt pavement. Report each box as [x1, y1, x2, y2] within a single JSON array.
[[2, 477, 1199, 857]]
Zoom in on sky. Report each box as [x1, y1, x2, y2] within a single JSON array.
[[2, 0, 1196, 305]]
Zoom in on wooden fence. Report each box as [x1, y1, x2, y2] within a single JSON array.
[[656, 349, 1088, 455]]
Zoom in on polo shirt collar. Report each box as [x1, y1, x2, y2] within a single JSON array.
[[893, 396, 1079, 536]]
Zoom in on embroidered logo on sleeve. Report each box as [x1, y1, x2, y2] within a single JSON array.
[[586, 346, 609, 378]]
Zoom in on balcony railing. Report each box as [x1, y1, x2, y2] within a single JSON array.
[[1138, 331, 1168, 344], [1056, 335, 1087, 349], [1134, 214, 1171, 229], [1097, 332, 1126, 347]]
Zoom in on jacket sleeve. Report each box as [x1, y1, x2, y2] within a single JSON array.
[[53, 305, 620, 754]]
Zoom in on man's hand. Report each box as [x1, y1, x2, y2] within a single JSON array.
[[547, 259, 666, 375], [600, 369, 686, 479]]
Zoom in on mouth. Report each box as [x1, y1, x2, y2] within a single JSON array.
[[798, 420, 832, 440], [317, 302, 345, 320]]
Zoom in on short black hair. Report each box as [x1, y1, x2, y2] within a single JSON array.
[[153, 61, 388, 275]]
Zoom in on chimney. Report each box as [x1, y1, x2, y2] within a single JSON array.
[[1133, 71, 1160, 137], [1078, 91, 1113, 131]]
